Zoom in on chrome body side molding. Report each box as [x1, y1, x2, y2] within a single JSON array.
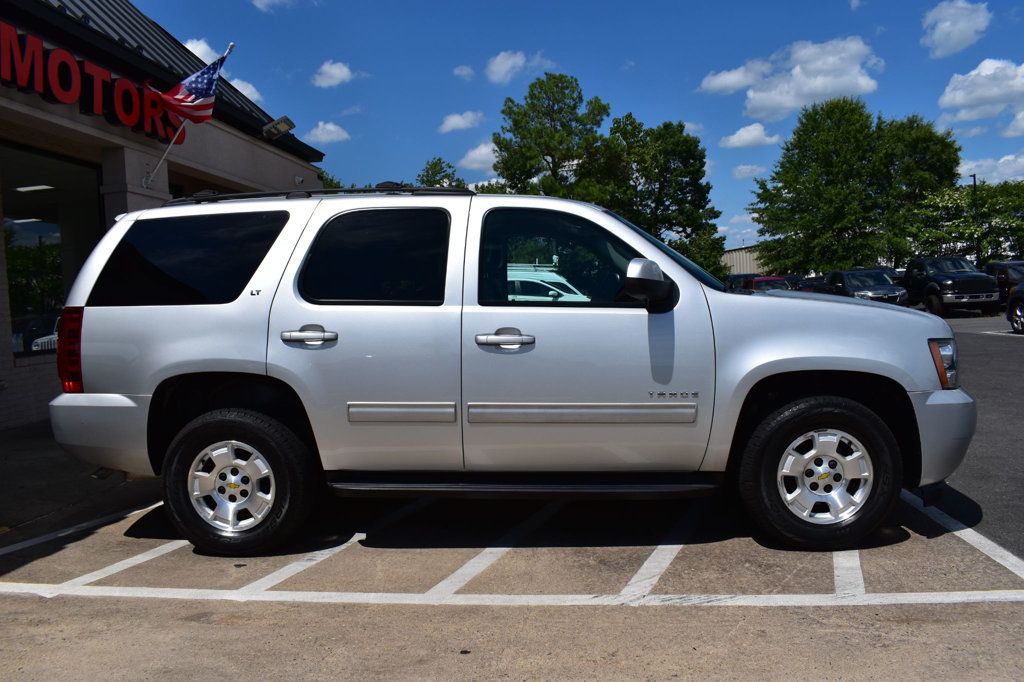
[[466, 402, 697, 424], [347, 402, 457, 423]]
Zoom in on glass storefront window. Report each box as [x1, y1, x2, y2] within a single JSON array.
[[1, 143, 103, 358]]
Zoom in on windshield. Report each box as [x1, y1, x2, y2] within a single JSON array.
[[928, 257, 977, 274], [1007, 265, 1024, 280], [847, 271, 893, 287], [604, 210, 727, 291], [755, 279, 789, 291]]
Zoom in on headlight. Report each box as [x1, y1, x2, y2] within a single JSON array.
[[853, 291, 872, 299], [928, 338, 958, 389], [941, 279, 954, 289]]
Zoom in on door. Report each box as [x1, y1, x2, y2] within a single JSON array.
[[268, 198, 468, 470], [461, 199, 716, 471]]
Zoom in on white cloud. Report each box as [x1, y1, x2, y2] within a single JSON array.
[[439, 110, 484, 134], [701, 37, 882, 121], [957, 125, 988, 137], [850, 0, 863, 9], [184, 38, 219, 65], [229, 78, 262, 103], [921, 1, 992, 59], [938, 59, 1024, 124], [528, 51, 557, 71], [453, 65, 474, 80], [312, 60, 354, 88], [458, 141, 496, 172], [1005, 112, 1024, 137], [729, 213, 759, 225], [486, 51, 527, 84], [683, 121, 704, 132], [960, 150, 1024, 182], [251, 0, 291, 10], [732, 164, 767, 178], [700, 60, 771, 94], [303, 121, 350, 144], [620, 60, 636, 72], [340, 105, 362, 116], [720, 123, 780, 148]]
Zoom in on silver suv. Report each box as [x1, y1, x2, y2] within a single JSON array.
[[50, 187, 976, 555]]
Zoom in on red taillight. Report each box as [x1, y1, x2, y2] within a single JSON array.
[[57, 306, 84, 393]]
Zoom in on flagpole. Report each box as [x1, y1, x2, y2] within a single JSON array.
[[143, 120, 189, 190], [142, 42, 234, 191]]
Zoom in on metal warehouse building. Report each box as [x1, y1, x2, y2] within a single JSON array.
[[0, 0, 324, 430]]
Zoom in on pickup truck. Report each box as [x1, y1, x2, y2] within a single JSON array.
[[50, 188, 976, 555], [903, 256, 999, 316]]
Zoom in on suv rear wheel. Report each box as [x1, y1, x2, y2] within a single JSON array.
[[738, 396, 901, 549], [162, 408, 320, 555], [924, 294, 945, 317], [1008, 301, 1023, 333]]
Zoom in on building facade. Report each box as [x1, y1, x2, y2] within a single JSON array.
[[721, 245, 763, 276], [1, 0, 324, 430]]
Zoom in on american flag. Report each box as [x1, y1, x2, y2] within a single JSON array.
[[158, 55, 227, 123]]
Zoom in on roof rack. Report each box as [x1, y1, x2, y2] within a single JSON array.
[[164, 183, 475, 206]]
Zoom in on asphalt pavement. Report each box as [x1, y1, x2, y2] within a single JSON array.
[[939, 313, 1023, 556]]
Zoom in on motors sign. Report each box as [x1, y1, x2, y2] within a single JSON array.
[[0, 19, 186, 144]]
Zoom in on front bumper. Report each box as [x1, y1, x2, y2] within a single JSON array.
[[908, 388, 976, 486], [942, 292, 997, 305], [49, 393, 155, 476]]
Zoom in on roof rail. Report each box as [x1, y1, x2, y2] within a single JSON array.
[[163, 185, 475, 206]]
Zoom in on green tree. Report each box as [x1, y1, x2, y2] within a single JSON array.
[[911, 181, 1024, 261], [751, 98, 960, 274], [492, 73, 610, 196], [415, 157, 467, 188], [581, 114, 725, 277], [874, 115, 960, 266], [752, 98, 881, 274], [316, 168, 343, 188]]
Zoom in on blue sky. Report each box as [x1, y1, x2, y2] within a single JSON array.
[[136, 0, 1024, 247]]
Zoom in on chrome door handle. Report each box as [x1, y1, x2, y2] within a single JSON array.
[[281, 326, 338, 344], [475, 327, 535, 346]]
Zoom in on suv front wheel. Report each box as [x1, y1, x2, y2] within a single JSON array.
[[738, 396, 901, 549], [162, 408, 320, 555]]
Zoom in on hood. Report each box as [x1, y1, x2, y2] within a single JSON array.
[[757, 288, 932, 320], [850, 285, 906, 296], [939, 271, 993, 282]]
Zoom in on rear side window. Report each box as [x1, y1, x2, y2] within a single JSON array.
[[88, 211, 288, 306], [299, 209, 450, 305]]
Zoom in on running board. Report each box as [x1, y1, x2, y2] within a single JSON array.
[[326, 472, 723, 499]]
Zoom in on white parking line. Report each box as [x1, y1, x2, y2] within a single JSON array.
[[832, 550, 866, 595], [901, 490, 1024, 580], [620, 503, 701, 598], [0, 502, 163, 558], [239, 499, 433, 593], [425, 501, 565, 597], [60, 540, 190, 587], [0, 580, 1022, 608]]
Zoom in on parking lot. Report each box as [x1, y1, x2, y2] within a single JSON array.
[[1, 314, 1022, 678]]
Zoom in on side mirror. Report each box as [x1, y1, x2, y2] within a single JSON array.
[[997, 273, 1008, 283], [547, 289, 562, 299], [625, 258, 672, 308]]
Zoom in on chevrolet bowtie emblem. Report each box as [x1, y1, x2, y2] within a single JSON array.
[[818, 473, 830, 481], [226, 482, 240, 489]]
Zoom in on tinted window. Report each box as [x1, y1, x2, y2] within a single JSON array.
[[88, 211, 288, 306], [480, 208, 642, 307], [300, 209, 449, 305]]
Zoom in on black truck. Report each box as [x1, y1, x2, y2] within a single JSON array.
[[903, 256, 1000, 317]]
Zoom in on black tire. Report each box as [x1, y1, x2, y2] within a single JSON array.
[[1010, 300, 1024, 334], [738, 396, 901, 550], [162, 408, 320, 556], [924, 294, 945, 317]]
